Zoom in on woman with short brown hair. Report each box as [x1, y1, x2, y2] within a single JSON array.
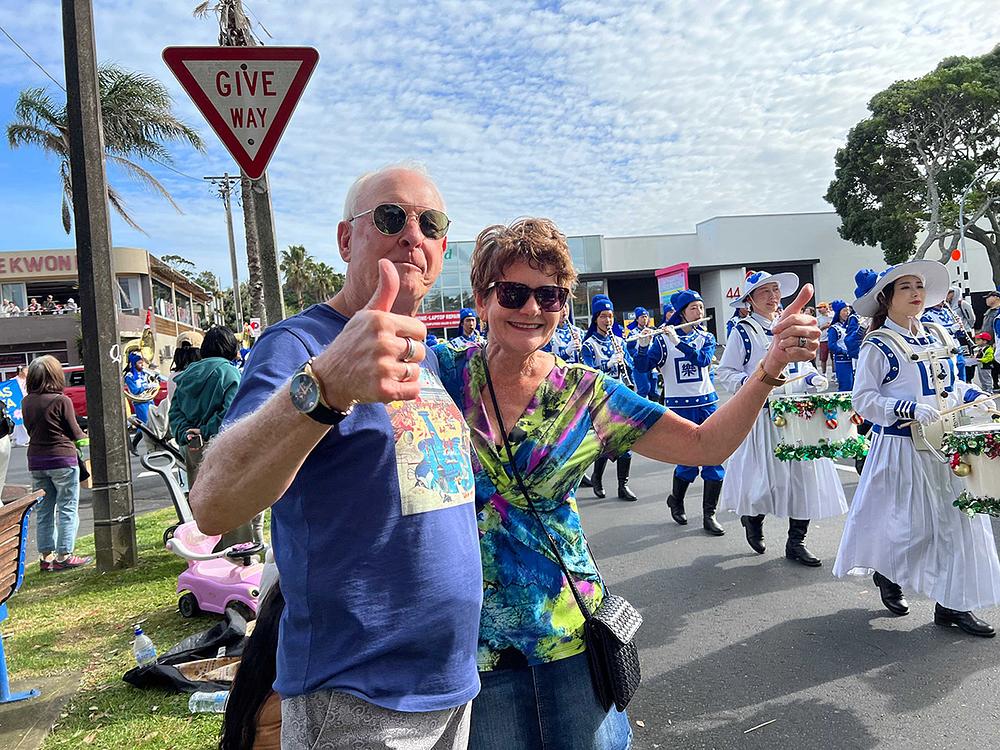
[[435, 217, 821, 748], [22, 355, 92, 571]]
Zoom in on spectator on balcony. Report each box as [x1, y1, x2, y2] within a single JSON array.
[[26, 298, 42, 315], [1, 299, 20, 317], [43, 295, 57, 313], [64, 298, 78, 314]]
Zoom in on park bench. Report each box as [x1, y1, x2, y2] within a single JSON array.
[[0, 484, 43, 704]]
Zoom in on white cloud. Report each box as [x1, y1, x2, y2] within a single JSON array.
[[0, 0, 997, 282]]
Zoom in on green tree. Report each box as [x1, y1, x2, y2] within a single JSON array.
[[311, 261, 344, 302], [160, 254, 197, 277], [280, 244, 313, 312], [825, 46, 1000, 286], [6, 64, 204, 233]]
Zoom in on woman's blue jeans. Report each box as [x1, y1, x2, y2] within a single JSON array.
[[470, 652, 632, 750], [31, 466, 81, 556]]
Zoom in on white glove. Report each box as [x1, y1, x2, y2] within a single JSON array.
[[972, 397, 997, 414], [564, 342, 578, 356], [663, 326, 680, 345], [807, 374, 828, 392], [607, 352, 623, 367], [913, 403, 941, 426], [637, 330, 653, 348]]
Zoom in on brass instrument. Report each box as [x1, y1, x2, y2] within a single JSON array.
[[123, 312, 161, 404]]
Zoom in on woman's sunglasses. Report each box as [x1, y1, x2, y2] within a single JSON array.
[[350, 203, 451, 240], [487, 281, 570, 312]]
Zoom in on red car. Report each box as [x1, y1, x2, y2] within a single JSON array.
[[64, 365, 167, 428]]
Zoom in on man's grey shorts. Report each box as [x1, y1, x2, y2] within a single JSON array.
[[281, 689, 471, 749]]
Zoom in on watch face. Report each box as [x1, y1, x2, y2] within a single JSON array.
[[290, 371, 321, 413]]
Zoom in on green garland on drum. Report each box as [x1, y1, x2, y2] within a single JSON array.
[[943, 430, 1000, 460], [954, 491, 1000, 518], [768, 393, 855, 419], [774, 435, 869, 462]]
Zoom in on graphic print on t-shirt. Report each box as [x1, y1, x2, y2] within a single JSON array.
[[387, 367, 475, 516]]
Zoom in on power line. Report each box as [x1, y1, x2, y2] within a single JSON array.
[[0, 23, 66, 91]]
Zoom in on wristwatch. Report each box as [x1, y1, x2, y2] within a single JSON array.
[[289, 359, 354, 425], [754, 360, 787, 387]]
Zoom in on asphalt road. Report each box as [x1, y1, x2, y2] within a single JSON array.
[[6, 440, 1000, 749], [579, 457, 1000, 750], [4, 441, 188, 552]]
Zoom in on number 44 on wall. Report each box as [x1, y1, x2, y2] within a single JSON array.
[[725, 287, 742, 299]]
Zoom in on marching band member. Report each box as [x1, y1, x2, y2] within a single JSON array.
[[922, 289, 973, 381], [833, 262, 1000, 636], [633, 289, 725, 535], [545, 301, 587, 364], [626, 307, 659, 399], [582, 294, 638, 500], [451, 307, 486, 348], [716, 272, 847, 566], [826, 300, 856, 391], [726, 305, 750, 339]]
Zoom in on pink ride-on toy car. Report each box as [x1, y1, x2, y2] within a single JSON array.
[[165, 521, 265, 621]]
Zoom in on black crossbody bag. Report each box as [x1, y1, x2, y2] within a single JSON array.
[[481, 356, 642, 712]]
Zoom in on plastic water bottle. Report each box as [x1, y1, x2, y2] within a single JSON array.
[[132, 625, 157, 667], [188, 690, 230, 713]]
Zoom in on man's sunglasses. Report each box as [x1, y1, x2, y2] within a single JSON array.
[[350, 203, 450, 240], [487, 281, 570, 312]]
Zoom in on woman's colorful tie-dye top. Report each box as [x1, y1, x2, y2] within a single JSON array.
[[435, 343, 666, 671]]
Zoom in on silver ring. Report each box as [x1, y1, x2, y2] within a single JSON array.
[[798, 336, 808, 349], [401, 337, 417, 363], [399, 362, 414, 382]]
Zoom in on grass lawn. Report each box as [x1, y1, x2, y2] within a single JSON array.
[[5, 507, 255, 750]]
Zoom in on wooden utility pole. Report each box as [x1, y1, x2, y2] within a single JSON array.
[[62, 0, 138, 569], [251, 172, 285, 324], [205, 173, 244, 330]]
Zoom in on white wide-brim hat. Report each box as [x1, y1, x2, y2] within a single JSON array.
[[852, 260, 950, 317], [731, 271, 799, 308]]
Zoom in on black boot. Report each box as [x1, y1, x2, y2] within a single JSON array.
[[785, 518, 822, 567], [740, 514, 766, 554], [934, 603, 996, 637], [701, 480, 725, 536], [580, 474, 593, 488], [666, 475, 690, 525], [617, 455, 637, 501], [592, 457, 608, 499], [873, 572, 909, 616]]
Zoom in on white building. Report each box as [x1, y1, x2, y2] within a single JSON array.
[[419, 210, 997, 340]]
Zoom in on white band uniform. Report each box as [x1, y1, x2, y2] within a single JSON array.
[[715, 313, 848, 519], [832, 317, 1000, 611]]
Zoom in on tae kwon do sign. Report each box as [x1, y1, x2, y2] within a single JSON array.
[[162, 46, 319, 179]]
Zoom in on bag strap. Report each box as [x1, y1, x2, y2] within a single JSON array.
[[479, 352, 595, 622]]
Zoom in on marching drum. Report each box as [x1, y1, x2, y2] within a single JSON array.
[[947, 422, 1000, 515], [768, 392, 867, 461]]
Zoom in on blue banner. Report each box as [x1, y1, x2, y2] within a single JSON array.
[[0, 379, 25, 427]]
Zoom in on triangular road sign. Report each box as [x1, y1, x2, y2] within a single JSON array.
[[163, 46, 319, 179]]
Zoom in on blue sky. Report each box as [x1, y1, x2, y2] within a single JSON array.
[[1, 1, 998, 283]]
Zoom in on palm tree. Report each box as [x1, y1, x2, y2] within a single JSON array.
[[280, 244, 313, 312], [311, 261, 344, 301], [6, 64, 204, 233]]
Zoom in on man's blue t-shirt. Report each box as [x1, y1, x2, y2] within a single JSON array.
[[223, 303, 483, 711]]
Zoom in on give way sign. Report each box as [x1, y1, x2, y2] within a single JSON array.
[[162, 46, 319, 179]]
